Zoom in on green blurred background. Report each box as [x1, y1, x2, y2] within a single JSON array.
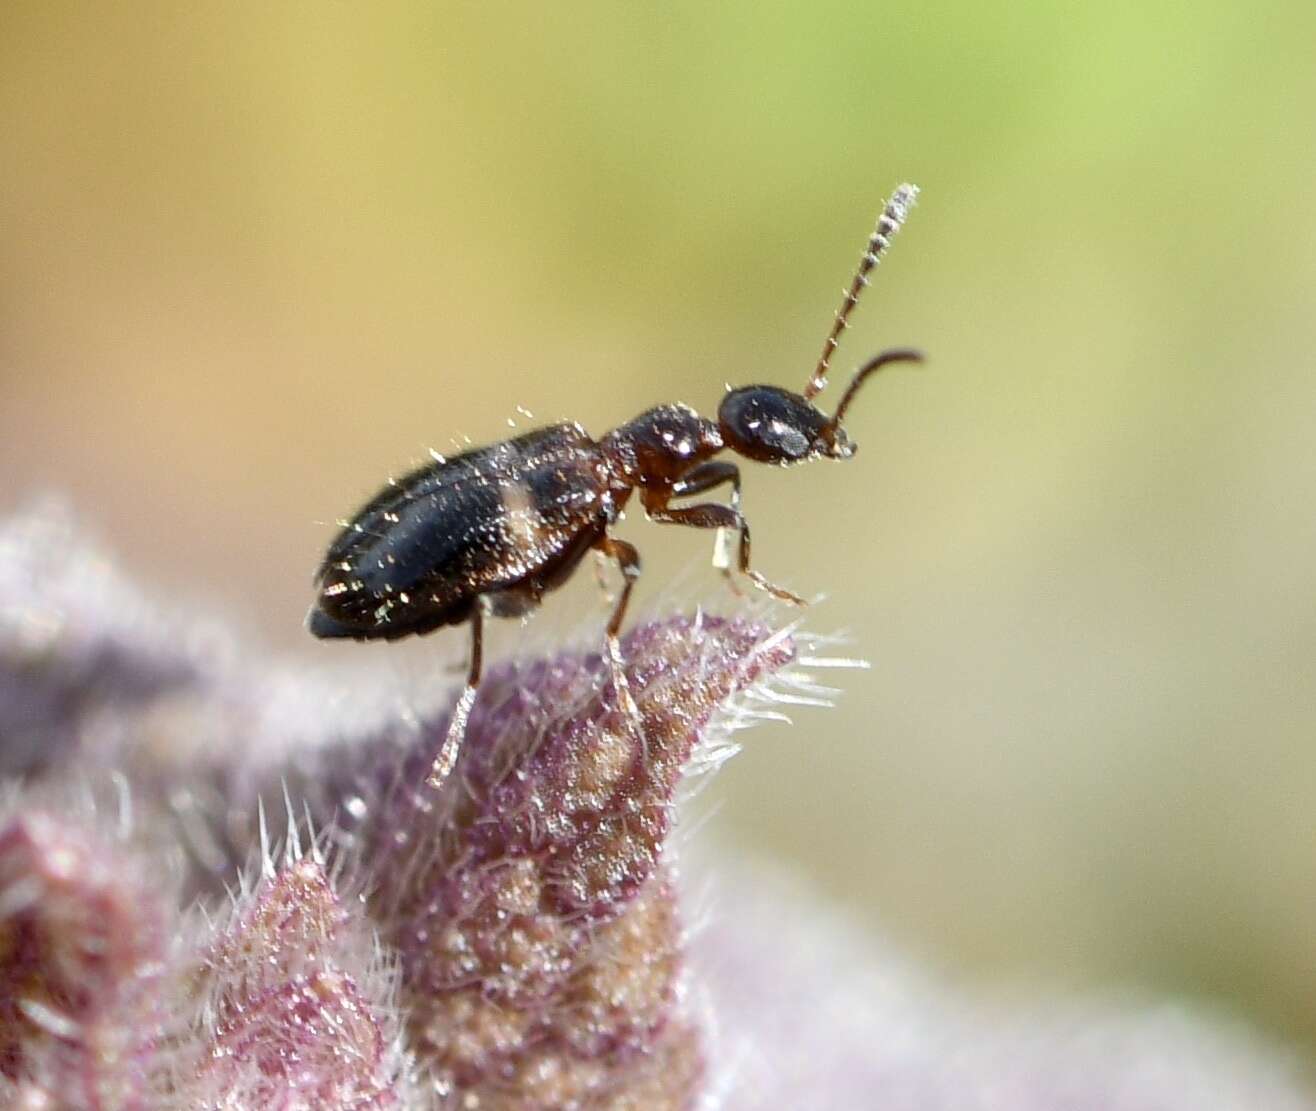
[[4, 0, 1315, 1058]]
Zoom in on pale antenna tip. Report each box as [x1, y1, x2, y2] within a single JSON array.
[[888, 183, 920, 224]]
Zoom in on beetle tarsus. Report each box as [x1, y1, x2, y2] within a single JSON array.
[[597, 534, 645, 741], [427, 684, 476, 789], [605, 631, 641, 724], [745, 570, 806, 607], [426, 604, 484, 790]]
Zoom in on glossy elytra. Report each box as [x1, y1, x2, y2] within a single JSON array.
[[309, 183, 924, 788]]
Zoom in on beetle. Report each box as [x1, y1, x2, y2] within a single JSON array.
[[308, 183, 923, 787]]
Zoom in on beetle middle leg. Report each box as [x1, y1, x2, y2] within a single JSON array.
[[595, 534, 643, 723], [426, 600, 485, 789], [644, 486, 805, 606]]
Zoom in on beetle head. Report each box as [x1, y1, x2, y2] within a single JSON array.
[[717, 386, 848, 464], [718, 347, 923, 466]]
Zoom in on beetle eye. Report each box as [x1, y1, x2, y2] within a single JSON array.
[[764, 421, 809, 458]]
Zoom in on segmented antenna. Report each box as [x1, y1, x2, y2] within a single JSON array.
[[803, 183, 919, 401]]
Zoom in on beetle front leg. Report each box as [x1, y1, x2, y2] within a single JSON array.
[[670, 461, 747, 596], [426, 600, 485, 789], [672, 460, 741, 501], [644, 494, 805, 606]]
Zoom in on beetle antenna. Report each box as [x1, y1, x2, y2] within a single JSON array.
[[826, 347, 925, 434], [804, 183, 919, 401]]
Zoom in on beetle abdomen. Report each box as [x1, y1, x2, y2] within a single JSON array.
[[309, 422, 608, 641]]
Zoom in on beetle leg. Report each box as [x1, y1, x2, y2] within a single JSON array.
[[595, 535, 643, 723], [426, 600, 485, 789], [671, 460, 741, 500], [670, 462, 747, 597], [644, 492, 805, 606]]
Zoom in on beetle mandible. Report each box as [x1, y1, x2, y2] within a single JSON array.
[[308, 183, 924, 788]]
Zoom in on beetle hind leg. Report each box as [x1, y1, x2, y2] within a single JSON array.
[[426, 601, 485, 790]]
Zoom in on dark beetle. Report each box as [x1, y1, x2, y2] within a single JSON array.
[[309, 184, 923, 787]]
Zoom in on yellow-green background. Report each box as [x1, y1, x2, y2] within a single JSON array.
[[4, 1, 1315, 1059]]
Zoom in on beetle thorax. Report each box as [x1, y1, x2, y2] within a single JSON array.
[[601, 403, 723, 488]]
